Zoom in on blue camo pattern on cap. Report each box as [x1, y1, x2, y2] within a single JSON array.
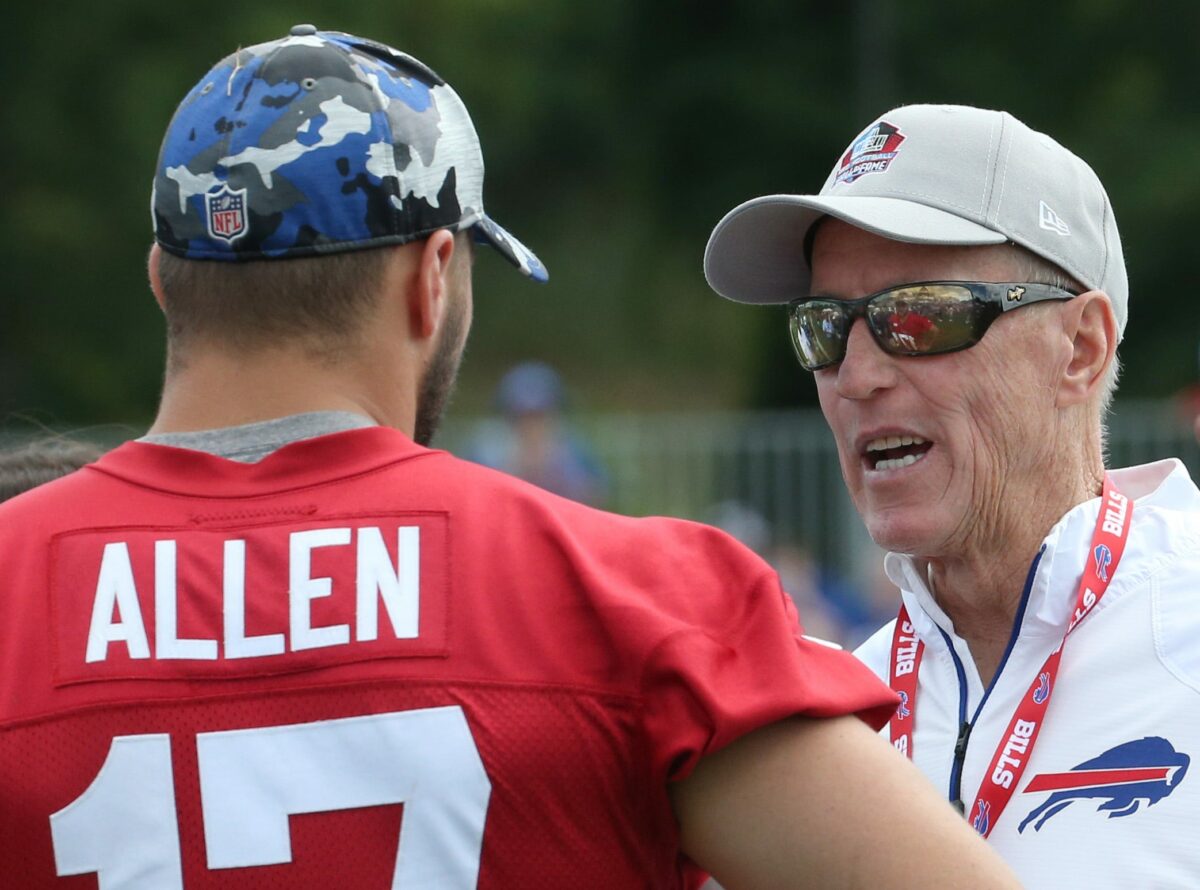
[[152, 27, 547, 281]]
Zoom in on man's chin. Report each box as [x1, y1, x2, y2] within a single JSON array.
[[863, 511, 937, 556]]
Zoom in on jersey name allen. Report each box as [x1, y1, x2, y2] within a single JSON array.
[[87, 526, 419, 662], [50, 515, 450, 684]]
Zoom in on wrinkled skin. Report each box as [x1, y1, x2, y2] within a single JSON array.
[[809, 220, 1100, 634]]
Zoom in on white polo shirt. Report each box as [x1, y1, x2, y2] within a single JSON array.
[[856, 459, 1200, 888]]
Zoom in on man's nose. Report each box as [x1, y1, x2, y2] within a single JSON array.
[[834, 318, 898, 399]]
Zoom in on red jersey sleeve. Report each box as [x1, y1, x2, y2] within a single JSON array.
[[638, 551, 899, 785]]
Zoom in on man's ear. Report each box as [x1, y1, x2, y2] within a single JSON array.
[[147, 243, 167, 313], [1057, 290, 1118, 407], [408, 229, 458, 342]]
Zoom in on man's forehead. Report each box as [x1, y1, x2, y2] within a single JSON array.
[[809, 218, 1017, 295]]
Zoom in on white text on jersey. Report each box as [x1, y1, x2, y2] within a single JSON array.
[[85, 526, 420, 663]]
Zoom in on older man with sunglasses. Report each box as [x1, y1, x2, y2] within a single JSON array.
[[705, 104, 1200, 887]]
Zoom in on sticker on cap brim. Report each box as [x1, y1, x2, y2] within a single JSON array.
[[205, 184, 249, 244], [835, 121, 906, 185], [474, 215, 548, 282]]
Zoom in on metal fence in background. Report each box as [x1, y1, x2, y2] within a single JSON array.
[[446, 398, 1200, 589]]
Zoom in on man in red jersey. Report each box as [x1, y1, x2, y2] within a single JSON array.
[[0, 27, 1018, 889], [886, 297, 938, 351]]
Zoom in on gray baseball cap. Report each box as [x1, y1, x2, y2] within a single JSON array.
[[704, 104, 1127, 337]]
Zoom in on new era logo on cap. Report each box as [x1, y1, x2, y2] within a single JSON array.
[[1039, 201, 1071, 236]]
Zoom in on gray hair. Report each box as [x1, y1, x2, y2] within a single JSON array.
[[1005, 243, 1121, 447]]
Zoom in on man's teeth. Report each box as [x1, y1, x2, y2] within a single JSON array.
[[874, 453, 925, 471], [865, 435, 927, 452], [864, 435, 929, 471]]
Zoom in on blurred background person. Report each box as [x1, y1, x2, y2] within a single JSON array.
[[706, 499, 852, 646], [0, 437, 106, 503], [1172, 338, 1200, 442], [467, 361, 609, 506]]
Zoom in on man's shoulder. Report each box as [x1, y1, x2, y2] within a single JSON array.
[[444, 451, 773, 572], [0, 463, 110, 529]]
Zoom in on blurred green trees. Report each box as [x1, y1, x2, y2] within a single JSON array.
[[3, 0, 1198, 429]]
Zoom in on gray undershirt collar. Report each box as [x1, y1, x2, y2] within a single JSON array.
[[138, 411, 377, 463]]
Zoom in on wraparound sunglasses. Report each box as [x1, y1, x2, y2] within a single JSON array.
[[788, 281, 1078, 371]]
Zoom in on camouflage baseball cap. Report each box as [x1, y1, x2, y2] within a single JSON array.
[[152, 24, 547, 281]]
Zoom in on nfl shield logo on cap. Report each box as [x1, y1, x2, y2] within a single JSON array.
[[152, 27, 547, 280], [205, 184, 248, 244]]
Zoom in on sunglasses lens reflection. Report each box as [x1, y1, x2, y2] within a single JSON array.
[[868, 284, 979, 355], [790, 284, 984, 370], [789, 301, 847, 370]]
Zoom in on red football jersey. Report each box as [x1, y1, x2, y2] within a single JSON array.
[[888, 310, 936, 340], [0, 427, 897, 888]]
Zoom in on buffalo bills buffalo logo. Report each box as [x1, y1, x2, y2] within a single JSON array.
[[971, 799, 991, 835], [1019, 737, 1188, 832], [1094, 543, 1113, 582], [1032, 671, 1051, 705], [897, 690, 911, 720]]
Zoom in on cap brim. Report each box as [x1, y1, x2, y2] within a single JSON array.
[[704, 195, 1007, 304], [472, 214, 548, 283]]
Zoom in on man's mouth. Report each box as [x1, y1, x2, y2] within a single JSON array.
[[863, 435, 933, 471]]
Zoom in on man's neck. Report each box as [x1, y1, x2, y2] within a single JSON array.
[[924, 462, 1103, 686], [925, 555, 1031, 688], [149, 347, 410, 436]]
